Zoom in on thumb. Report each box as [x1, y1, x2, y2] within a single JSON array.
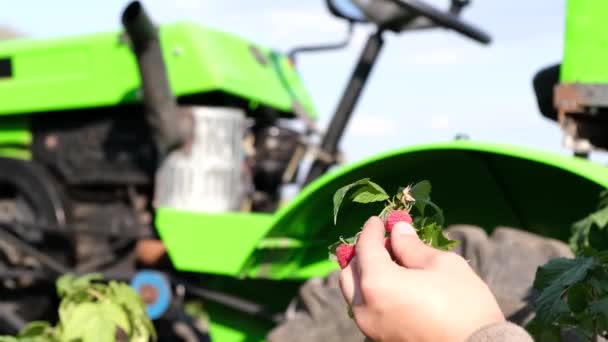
[[390, 222, 441, 269]]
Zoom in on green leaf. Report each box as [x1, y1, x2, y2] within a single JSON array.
[[590, 205, 608, 229], [589, 297, 608, 317], [426, 201, 445, 226], [349, 182, 389, 204], [408, 181, 445, 225], [396, 187, 404, 202], [333, 179, 388, 225], [411, 180, 431, 201], [17, 321, 53, 339], [570, 197, 608, 254], [106, 282, 156, 341], [569, 217, 591, 254], [533, 257, 592, 290], [567, 283, 588, 313], [56, 274, 76, 298], [526, 317, 562, 342], [61, 301, 123, 342], [417, 223, 459, 251], [56, 273, 103, 298], [534, 257, 595, 323], [410, 180, 431, 214], [108, 282, 146, 318]]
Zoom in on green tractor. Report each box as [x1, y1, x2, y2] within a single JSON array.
[[0, 0, 606, 340]]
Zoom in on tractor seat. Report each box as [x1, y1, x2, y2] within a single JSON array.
[[532, 63, 560, 122]]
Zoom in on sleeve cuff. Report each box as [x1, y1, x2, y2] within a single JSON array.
[[466, 321, 533, 342]]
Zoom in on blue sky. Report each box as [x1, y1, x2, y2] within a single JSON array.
[[1, 0, 579, 162]]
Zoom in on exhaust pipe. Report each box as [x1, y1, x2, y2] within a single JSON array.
[[121, 1, 187, 157]]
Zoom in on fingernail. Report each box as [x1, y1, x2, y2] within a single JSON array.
[[394, 222, 416, 236]]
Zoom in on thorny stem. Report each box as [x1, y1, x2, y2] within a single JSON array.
[[378, 205, 392, 219]]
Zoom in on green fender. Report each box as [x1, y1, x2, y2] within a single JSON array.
[[156, 140, 608, 280]]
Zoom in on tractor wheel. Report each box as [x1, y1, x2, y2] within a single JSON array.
[[0, 187, 60, 334], [0, 159, 70, 334], [267, 225, 574, 341], [266, 271, 364, 342]]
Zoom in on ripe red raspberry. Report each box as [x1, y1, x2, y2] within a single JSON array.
[[385, 209, 413, 232], [336, 243, 355, 269]]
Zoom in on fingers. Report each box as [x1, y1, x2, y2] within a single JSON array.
[[390, 222, 441, 269], [339, 256, 363, 306], [340, 216, 390, 307], [355, 216, 392, 277]]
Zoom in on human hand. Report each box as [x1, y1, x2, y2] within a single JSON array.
[[339, 216, 505, 342]]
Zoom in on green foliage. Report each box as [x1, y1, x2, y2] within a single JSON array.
[[418, 222, 459, 251], [529, 190, 608, 341], [570, 190, 608, 254], [533, 257, 595, 323], [330, 178, 458, 260], [409, 180, 431, 214], [0, 274, 156, 342], [333, 178, 389, 225]]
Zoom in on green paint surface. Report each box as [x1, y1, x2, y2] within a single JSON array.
[[0, 22, 317, 119], [158, 140, 608, 279], [0, 116, 31, 159], [561, 0, 608, 83]]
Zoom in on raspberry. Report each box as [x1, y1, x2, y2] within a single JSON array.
[[335, 243, 356, 269], [385, 210, 413, 232]]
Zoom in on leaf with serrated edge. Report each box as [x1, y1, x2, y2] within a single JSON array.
[[107, 282, 155, 340], [534, 257, 595, 323], [567, 283, 588, 314], [350, 182, 389, 204], [417, 223, 458, 251], [411, 180, 431, 201], [590, 206, 608, 229], [60, 301, 120, 342], [16, 321, 53, 339], [333, 179, 387, 225], [410, 180, 431, 214], [589, 297, 608, 317], [333, 179, 368, 225], [569, 217, 592, 254], [533, 258, 589, 290]]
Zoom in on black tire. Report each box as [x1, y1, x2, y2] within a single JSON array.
[[267, 225, 574, 341], [0, 159, 70, 334]]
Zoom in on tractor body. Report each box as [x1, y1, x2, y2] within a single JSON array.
[[1, 0, 608, 341]]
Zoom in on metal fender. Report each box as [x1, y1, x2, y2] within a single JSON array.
[[243, 140, 608, 279], [157, 140, 608, 279]]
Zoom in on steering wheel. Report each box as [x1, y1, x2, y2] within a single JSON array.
[[346, 0, 491, 44], [391, 0, 490, 44]]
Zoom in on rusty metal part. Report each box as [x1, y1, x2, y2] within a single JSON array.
[[555, 83, 608, 110], [554, 83, 608, 153]]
